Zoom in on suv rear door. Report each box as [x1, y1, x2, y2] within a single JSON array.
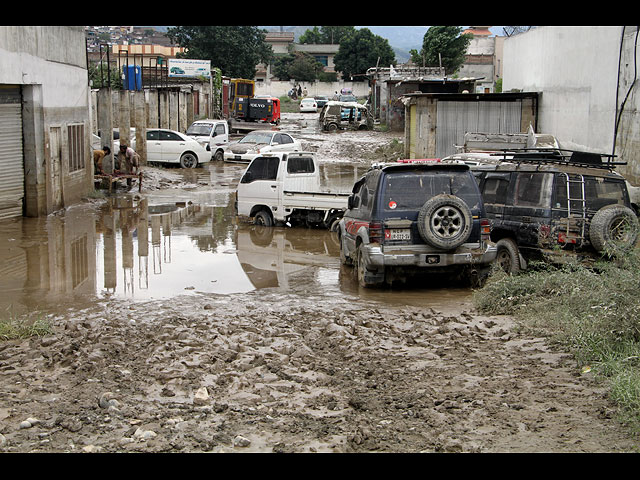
[[503, 171, 554, 246]]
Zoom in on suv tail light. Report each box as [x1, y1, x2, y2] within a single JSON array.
[[369, 221, 384, 244], [480, 219, 491, 241]]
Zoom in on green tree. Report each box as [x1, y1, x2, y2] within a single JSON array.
[[416, 26, 472, 74], [166, 26, 273, 78], [298, 27, 323, 44], [88, 63, 122, 89], [273, 55, 295, 81], [288, 52, 324, 82], [333, 28, 396, 79], [299, 26, 357, 44], [272, 52, 324, 82]]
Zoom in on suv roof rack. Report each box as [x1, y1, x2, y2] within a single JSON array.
[[488, 148, 626, 170]]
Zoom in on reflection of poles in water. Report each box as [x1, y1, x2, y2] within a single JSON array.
[[122, 225, 134, 296], [138, 198, 149, 290], [162, 213, 172, 265], [121, 195, 135, 296], [103, 212, 117, 292], [151, 215, 162, 274]]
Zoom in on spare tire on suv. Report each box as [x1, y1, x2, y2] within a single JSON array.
[[589, 204, 639, 252], [417, 194, 473, 249]]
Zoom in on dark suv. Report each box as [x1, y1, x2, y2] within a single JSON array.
[[338, 161, 496, 287], [467, 149, 640, 272]]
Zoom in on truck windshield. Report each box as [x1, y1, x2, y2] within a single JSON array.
[[382, 171, 481, 212], [187, 124, 213, 135]]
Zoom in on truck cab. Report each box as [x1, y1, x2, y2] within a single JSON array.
[[186, 119, 229, 161], [236, 152, 349, 230]]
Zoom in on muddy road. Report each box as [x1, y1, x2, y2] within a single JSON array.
[[0, 113, 637, 453]]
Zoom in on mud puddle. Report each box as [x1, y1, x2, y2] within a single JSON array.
[[0, 178, 467, 314]]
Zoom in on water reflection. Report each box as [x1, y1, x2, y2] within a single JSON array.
[[0, 160, 472, 315]]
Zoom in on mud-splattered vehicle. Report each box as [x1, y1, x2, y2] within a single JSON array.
[[318, 101, 373, 132], [468, 149, 640, 273], [338, 160, 496, 288]]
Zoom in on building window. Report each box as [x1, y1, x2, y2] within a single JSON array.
[[67, 123, 85, 172], [314, 55, 328, 67]]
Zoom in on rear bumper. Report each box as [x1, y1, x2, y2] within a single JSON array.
[[363, 242, 497, 269]]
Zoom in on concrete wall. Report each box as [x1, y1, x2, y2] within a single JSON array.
[[503, 25, 640, 185], [503, 26, 621, 154], [0, 26, 91, 216], [254, 80, 370, 99]]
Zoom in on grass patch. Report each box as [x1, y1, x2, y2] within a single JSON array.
[[279, 96, 299, 113], [363, 138, 405, 163], [0, 312, 52, 341], [473, 251, 640, 433]]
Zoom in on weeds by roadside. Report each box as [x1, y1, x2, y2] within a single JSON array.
[[0, 312, 51, 341], [473, 251, 640, 435]]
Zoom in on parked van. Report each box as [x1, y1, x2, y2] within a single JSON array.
[[186, 119, 230, 161]]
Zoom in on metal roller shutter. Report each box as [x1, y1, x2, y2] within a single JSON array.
[[436, 99, 523, 158], [0, 86, 24, 220]]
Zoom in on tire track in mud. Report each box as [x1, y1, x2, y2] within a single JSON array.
[[1, 293, 635, 452]]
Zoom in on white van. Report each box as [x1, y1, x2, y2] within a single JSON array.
[[186, 119, 229, 161]]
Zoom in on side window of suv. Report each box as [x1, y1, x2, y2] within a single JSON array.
[[513, 172, 553, 207], [481, 172, 510, 204]]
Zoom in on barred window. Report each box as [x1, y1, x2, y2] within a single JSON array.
[[68, 123, 85, 172]]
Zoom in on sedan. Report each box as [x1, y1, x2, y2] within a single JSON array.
[[223, 130, 301, 163], [146, 129, 210, 168], [314, 95, 329, 108], [299, 98, 318, 113]]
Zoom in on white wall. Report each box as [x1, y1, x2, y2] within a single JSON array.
[[254, 80, 370, 99], [0, 26, 88, 112], [503, 26, 622, 153]]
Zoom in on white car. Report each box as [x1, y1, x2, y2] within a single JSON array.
[[146, 128, 210, 168], [299, 98, 318, 113], [223, 131, 301, 163]]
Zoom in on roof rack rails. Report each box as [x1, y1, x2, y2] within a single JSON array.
[[487, 147, 626, 170]]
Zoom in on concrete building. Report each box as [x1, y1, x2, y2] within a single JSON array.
[[257, 31, 341, 84], [0, 26, 92, 219], [502, 26, 640, 184], [458, 26, 501, 93]]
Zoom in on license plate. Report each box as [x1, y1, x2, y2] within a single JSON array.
[[388, 228, 411, 240], [235, 155, 241, 160]]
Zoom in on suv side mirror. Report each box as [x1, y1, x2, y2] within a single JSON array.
[[348, 195, 359, 209]]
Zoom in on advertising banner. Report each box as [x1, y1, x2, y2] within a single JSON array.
[[168, 59, 211, 78]]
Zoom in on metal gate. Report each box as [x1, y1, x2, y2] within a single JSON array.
[[436, 100, 523, 158], [0, 85, 24, 220]]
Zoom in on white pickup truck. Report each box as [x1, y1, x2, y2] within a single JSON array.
[[236, 152, 349, 230], [186, 119, 229, 161]]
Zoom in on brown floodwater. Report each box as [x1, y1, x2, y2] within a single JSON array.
[[0, 161, 472, 317]]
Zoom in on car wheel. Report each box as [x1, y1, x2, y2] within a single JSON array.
[[254, 210, 273, 227], [417, 194, 472, 249], [495, 238, 521, 274], [327, 123, 339, 132], [339, 234, 353, 266], [326, 214, 341, 232], [179, 152, 198, 169], [356, 244, 378, 288], [213, 150, 224, 162], [589, 204, 640, 252]]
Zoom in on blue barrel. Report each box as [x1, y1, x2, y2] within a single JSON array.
[[123, 65, 142, 90]]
